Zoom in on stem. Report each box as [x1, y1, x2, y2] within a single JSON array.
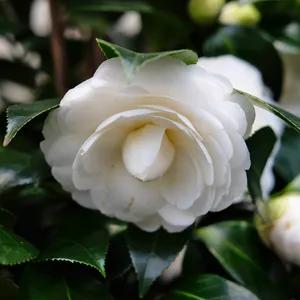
[[49, 0, 68, 97]]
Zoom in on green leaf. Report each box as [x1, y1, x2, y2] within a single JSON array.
[[166, 274, 259, 300], [68, 0, 153, 13], [0, 225, 39, 265], [204, 26, 283, 99], [20, 264, 113, 300], [275, 127, 300, 183], [4, 99, 60, 147], [40, 230, 109, 278], [0, 208, 15, 228], [236, 89, 300, 133], [96, 39, 198, 83], [0, 278, 19, 300], [196, 221, 289, 300], [0, 147, 33, 193], [246, 127, 276, 200], [127, 225, 191, 298]]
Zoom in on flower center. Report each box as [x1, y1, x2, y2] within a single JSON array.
[[122, 124, 175, 182]]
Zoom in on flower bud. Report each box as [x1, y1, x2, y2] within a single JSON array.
[[255, 193, 300, 265], [219, 2, 261, 26], [188, 0, 225, 24]]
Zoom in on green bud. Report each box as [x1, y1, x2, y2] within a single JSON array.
[[219, 1, 261, 26], [188, 0, 225, 25]]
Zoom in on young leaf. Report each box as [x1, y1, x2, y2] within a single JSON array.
[[4, 98, 60, 147], [0, 225, 39, 265], [39, 230, 109, 278], [96, 39, 198, 83], [166, 274, 259, 300], [235, 89, 300, 133], [0, 278, 19, 300], [246, 126, 276, 200], [127, 225, 191, 298], [20, 264, 113, 300], [196, 221, 289, 300]]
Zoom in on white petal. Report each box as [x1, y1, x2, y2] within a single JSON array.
[[72, 190, 97, 210], [135, 214, 163, 232]]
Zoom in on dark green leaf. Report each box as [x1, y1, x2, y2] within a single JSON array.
[[0, 278, 19, 300], [204, 26, 283, 99], [0, 147, 33, 193], [166, 274, 259, 300], [96, 39, 198, 83], [246, 127, 277, 200], [275, 126, 300, 182], [68, 0, 153, 13], [0, 225, 38, 265], [236, 89, 300, 133], [4, 98, 60, 146], [0, 208, 15, 228], [20, 264, 113, 300], [127, 225, 191, 298], [196, 221, 289, 300], [40, 229, 109, 277]]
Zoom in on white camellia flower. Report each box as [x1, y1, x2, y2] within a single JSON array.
[[256, 193, 300, 266], [198, 55, 283, 199], [41, 56, 255, 232], [112, 11, 142, 37]]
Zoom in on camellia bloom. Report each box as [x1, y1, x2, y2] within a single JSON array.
[[198, 55, 283, 198], [255, 193, 300, 266], [41, 56, 255, 232], [30, 0, 52, 37]]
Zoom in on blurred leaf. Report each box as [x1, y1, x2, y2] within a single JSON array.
[[0, 60, 36, 87], [127, 225, 191, 298], [166, 274, 259, 300], [0, 147, 33, 193], [275, 126, 300, 182], [96, 39, 198, 82], [20, 264, 113, 300], [4, 98, 60, 146], [196, 221, 289, 300], [0, 225, 38, 265], [0, 208, 15, 228], [204, 26, 283, 100], [0, 278, 19, 300], [68, 0, 153, 13], [40, 229, 109, 278], [246, 127, 277, 200], [236, 89, 300, 132]]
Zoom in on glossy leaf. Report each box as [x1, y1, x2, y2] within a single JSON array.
[[96, 39, 198, 83], [275, 127, 300, 183], [4, 98, 60, 146], [127, 225, 191, 298], [196, 221, 289, 300], [0, 278, 19, 300], [40, 230, 109, 278], [20, 264, 113, 300], [246, 126, 276, 200], [204, 26, 283, 99], [166, 274, 259, 300], [0, 225, 39, 265], [236, 89, 300, 133]]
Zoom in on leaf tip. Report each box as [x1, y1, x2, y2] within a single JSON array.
[[3, 139, 10, 147]]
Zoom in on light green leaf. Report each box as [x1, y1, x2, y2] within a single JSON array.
[[0, 278, 19, 300], [127, 225, 191, 298], [196, 221, 289, 300], [246, 127, 276, 200], [40, 226, 109, 277], [4, 99, 60, 147], [20, 264, 113, 300], [96, 39, 198, 83], [166, 274, 259, 300], [236, 89, 300, 133], [0, 225, 39, 265]]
